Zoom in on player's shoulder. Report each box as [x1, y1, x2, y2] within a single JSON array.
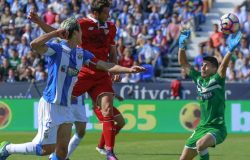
[[78, 18, 95, 25], [107, 21, 116, 28]]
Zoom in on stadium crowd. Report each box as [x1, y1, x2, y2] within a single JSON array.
[[0, 0, 249, 83]]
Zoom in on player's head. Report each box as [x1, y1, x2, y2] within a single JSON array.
[[60, 17, 82, 45], [91, 0, 110, 22], [201, 56, 219, 78]]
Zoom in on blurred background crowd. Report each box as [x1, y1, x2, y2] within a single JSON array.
[[0, 0, 249, 84]]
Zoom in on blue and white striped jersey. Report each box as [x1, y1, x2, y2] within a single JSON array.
[[42, 40, 94, 106]]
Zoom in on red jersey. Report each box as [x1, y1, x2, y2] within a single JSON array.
[[77, 15, 116, 78]]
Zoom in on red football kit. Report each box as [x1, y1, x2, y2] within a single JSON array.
[[72, 15, 122, 152], [72, 15, 116, 103]]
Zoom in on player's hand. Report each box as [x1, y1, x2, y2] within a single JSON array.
[[227, 31, 242, 52], [56, 29, 69, 39], [27, 10, 41, 24], [179, 28, 191, 49], [112, 74, 121, 82], [129, 66, 146, 73]]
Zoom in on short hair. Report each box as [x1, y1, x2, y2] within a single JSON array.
[[91, 0, 110, 13], [203, 56, 219, 69], [60, 17, 80, 39]]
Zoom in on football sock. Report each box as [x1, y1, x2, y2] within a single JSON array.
[[98, 133, 105, 149], [199, 149, 209, 160], [103, 116, 116, 152], [98, 125, 122, 149], [50, 153, 63, 160], [67, 133, 82, 158], [6, 142, 43, 155]]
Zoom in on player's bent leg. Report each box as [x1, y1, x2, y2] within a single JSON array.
[[55, 123, 72, 159], [66, 122, 86, 159], [196, 134, 216, 160], [179, 147, 198, 160]]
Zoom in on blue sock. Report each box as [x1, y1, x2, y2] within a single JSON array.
[[50, 153, 63, 160]]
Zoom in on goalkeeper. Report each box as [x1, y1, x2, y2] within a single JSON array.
[[178, 29, 242, 160]]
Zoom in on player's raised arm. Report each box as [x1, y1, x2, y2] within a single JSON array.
[[217, 31, 242, 78], [178, 29, 192, 75], [30, 29, 68, 55], [28, 11, 56, 33], [96, 60, 146, 74]]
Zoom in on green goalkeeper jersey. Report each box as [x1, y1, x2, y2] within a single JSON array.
[[189, 68, 226, 128]]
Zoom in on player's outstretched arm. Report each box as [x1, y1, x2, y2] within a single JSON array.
[[178, 29, 192, 74], [28, 11, 56, 33], [30, 29, 68, 55], [218, 31, 242, 78], [96, 61, 146, 74]]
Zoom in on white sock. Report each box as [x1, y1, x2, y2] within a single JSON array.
[[67, 133, 82, 158], [6, 142, 38, 155]]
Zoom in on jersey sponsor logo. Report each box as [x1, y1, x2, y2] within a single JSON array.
[[60, 65, 79, 77], [200, 91, 213, 100]]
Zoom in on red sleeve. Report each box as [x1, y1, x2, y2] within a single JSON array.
[[109, 22, 117, 46]]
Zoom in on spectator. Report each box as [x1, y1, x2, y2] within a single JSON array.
[[194, 44, 208, 70], [0, 6, 12, 27], [9, 48, 21, 69], [234, 6, 247, 28], [0, 58, 11, 80], [34, 63, 44, 82], [239, 36, 250, 59], [5, 68, 18, 83], [239, 58, 250, 81], [210, 24, 223, 48], [37, 71, 47, 82], [43, 5, 57, 25], [119, 47, 134, 68], [11, 0, 22, 15], [219, 37, 228, 57], [16, 56, 29, 80], [19, 67, 34, 82], [138, 35, 160, 67], [16, 36, 31, 58], [14, 9, 26, 29]]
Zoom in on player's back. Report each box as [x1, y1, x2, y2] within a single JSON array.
[[78, 17, 116, 61], [77, 17, 116, 78]]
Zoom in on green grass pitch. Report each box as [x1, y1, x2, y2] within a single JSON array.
[[1, 132, 249, 160]]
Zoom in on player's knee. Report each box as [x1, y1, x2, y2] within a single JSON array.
[[101, 105, 113, 117], [196, 140, 205, 151]]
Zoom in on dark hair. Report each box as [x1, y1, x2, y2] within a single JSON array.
[[91, 0, 110, 13], [203, 56, 219, 69]]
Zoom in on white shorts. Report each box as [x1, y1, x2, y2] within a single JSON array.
[[71, 103, 88, 123], [32, 97, 74, 145]]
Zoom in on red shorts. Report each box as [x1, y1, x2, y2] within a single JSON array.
[[72, 75, 114, 103], [93, 107, 121, 122]]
